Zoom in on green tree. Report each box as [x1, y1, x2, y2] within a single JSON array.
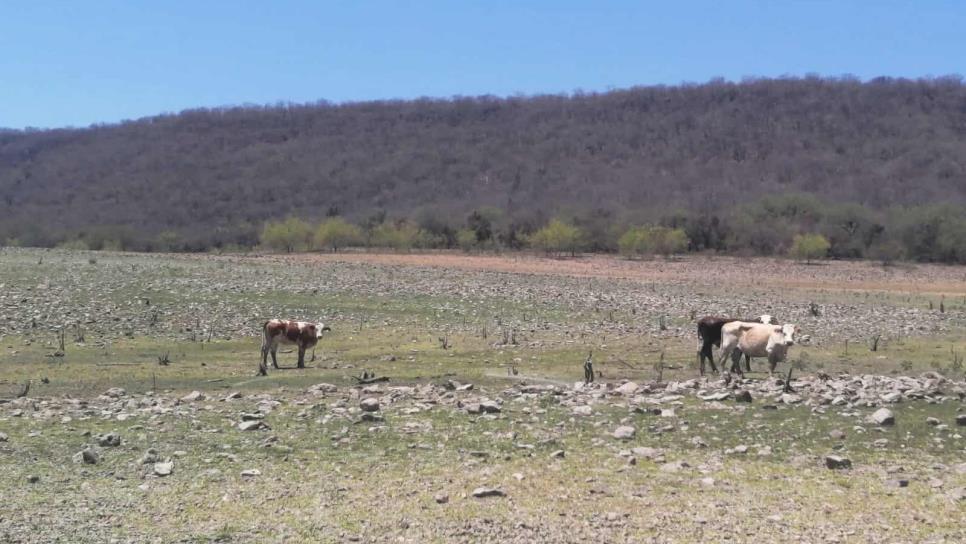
[[528, 219, 583, 256], [260, 217, 313, 252], [618, 226, 689, 257], [789, 233, 831, 263], [314, 217, 363, 252], [456, 228, 478, 252], [370, 221, 419, 250]]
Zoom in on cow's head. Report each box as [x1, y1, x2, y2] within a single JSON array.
[[758, 314, 776, 325], [779, 323, 798, 346], [316, 323, 331, 338]]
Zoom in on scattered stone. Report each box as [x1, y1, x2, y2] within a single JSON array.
[[880, 392, 902, 403], [956, 415, 966, 427], [829, 429, 846, 440], [223, 391, 243, 400], [631, 447, 662, 460], [0, 432, 8, 442], [885, 479, 909, 488], [699, 477, 715, 488], [472, 487, 505, 498], [615, 382, 639, 395], [434, 493, 449, 504], [734, 390, 753, 403], [97, 432, 121, 447], [699, 391, 730, 401], [660, 461, 689, 473], [779, 393, 802, 404], [26, 474, 40, 484], [660, 408, 676, 418], [757, 446, 772, 456], [480, 400, 501, 414], [572, 405, 592, 416], [154, 461, 173, 477], [240, 412, 265, 421], [734, 445, 749, 454], [550, 449, 565, 459], [360, 398, 380, 412], [238, 420, 269, 431], [73, 448, 99, 465], [949, 487, 966, 502], [873, 438, 889, 448], [240, 469, 261, 478], [181, 391, 205, 402], [870, 408, 895, 426], [463, 403, 482, 414], [104, 387, 126, 398], [612, 426, 636, 440], [139, 449, 160, 465], [926, 417, 940, 426], [928, 478, 944, 489], [825, 455, 852, 470]]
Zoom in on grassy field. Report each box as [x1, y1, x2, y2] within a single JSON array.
[[1, 248, 965, 543]]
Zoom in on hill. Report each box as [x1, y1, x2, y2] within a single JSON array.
[[1, 76, 965, 255]]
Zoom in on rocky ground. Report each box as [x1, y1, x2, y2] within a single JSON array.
[[1, 248, 965, 542]]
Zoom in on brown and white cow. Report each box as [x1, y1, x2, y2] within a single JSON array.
[[259, 319, 331, 375], [717, 322, 798, 377], [696, 314, 776, 375]]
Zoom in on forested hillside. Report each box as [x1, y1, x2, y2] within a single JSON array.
[[1, 76, 965, 260]]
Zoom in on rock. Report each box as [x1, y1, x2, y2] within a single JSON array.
[[734, 390, 753, 403], [181, 390, 205, 402], [240, 412, 264, 421], [880, 392, 902, 403], [699, 477, 715, 488], [550, 450, 566, 459], [240, 469, 261, 478], [154, 461, 173, 476], [223, 391, 243, 400], [885, 479, 909, 488], [926, 417, 940, 426], [480, 400, 501, 414], [830, 396, 847, 406], [660, 408, 676, 418], [612, 426, 636, 440], [949, 487, 966, 502], [870, 408, 895, 426], [928, 478, 944, 489], [26, 474, 40, 484], [0, 432, 8, 442], [660, 461, 689, 473], [780, 393, 802, 404], [873, 438, 889, 448], [472, 487, 505, 498], [139, 449, 160, 465], [73, 448, 99, 465], [104, 387, 126, 398], [734, 445, 749, 454], [464, 403, 482, 414], [757, 446, 772, 456], [615, 382, 639, 395], [360, 398, 380, 412], [699, 391, 730, 401], [308, 383, 338, 394], [825, 455, 852, 470], [434, 493, 449, 504], [956, 415, 966, 427], [572, 405, 592, 416], [631, 447, 662, 460], [238, 420, 269, 431], [829, 429, 846, 440], [97, 432, 121, 447]]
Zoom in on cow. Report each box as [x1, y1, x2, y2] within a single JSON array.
[[259, 319, 331, 375], [697, 314, 775, 375], [717, 322, 798, 377]]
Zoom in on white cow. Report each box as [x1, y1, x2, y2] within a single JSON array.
[[717, 322, 798, 376]]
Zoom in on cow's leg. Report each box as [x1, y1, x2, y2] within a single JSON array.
[[258, 350, 268, 376], [297, 345, 306, 369], [697, 340, 707, 376], [743, 353, 752, 373], [768, 354, 778, 377], [271, 346, 279, 369], [730, 348, 744, 376]]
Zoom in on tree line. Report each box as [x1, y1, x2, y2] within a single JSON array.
[[247, 193, 964, 263], [2, 76, 965, 261]]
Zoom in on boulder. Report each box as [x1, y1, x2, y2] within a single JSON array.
[[360, 398, 380, 412], [612, 426, 636, 440], [825, 455, 852, 470], [870, 408, 895, 426]]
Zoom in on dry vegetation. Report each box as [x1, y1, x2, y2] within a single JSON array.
[[1, 248, 965, 543]]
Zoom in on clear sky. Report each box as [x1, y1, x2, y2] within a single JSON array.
[[1, 0, 963, 129]]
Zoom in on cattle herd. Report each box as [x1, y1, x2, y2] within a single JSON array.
[[259, 315, 799, 379]]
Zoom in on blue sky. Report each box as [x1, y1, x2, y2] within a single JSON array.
[[1, 0, 963, 129]]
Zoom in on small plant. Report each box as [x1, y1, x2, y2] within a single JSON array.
[[869, 334, 881, 352], [157, 352, 170, 365]]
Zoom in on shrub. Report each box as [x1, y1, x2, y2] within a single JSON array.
[[619, 226, 689, 257], [314, 217, 363, 252], [789, 233, 831, 263], [528, 219, 583, 256], [370, 221, 419, 250], [260, 217, 313, 252]]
